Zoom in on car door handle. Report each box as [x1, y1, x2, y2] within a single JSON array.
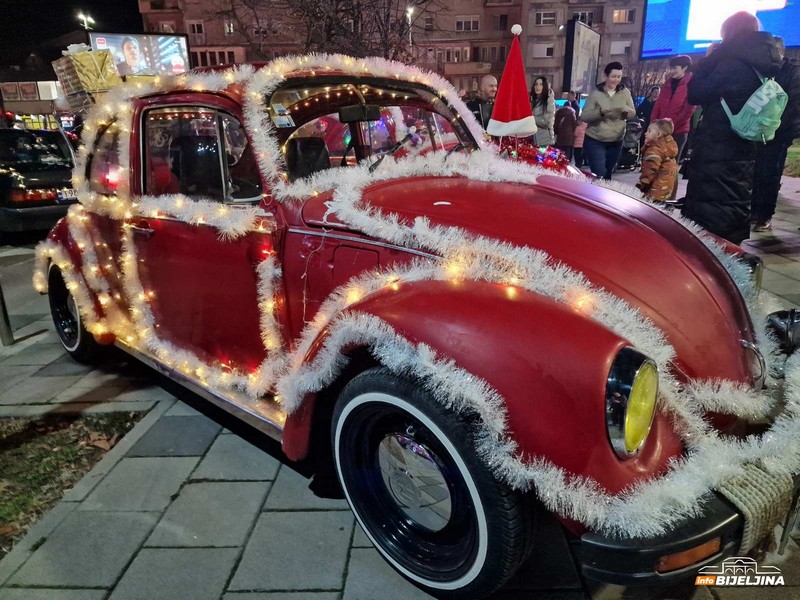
[[130, 224, 155, 238]]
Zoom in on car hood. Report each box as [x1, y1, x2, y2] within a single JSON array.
[[302, 174, 756, 384]]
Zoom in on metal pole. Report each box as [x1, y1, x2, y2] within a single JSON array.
[[0, 278, 14, 346]]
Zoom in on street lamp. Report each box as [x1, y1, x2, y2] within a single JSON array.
[[406, 7, 414, 49], [77, 13, 95, 30]]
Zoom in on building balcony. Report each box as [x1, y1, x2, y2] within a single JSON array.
[[139, 0, 182, 13], [443, 61, 492, 76]]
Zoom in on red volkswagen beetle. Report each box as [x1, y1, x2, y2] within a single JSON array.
[[34, 55, 800, 598]]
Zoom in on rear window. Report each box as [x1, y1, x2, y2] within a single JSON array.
[[0, 130, 74, 168]]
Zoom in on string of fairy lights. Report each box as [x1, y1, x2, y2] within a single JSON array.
[[32, 54, 800, 539]]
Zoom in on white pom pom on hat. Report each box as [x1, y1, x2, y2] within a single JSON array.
[[511, 24, 522, 36]]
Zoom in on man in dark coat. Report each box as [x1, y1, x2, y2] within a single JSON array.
[[680, 12, 783, 245], [751, 38, 800, 231], [466, 75, 497, 130]]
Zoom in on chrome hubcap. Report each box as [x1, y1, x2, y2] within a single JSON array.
[[377, 432, 452, 532]]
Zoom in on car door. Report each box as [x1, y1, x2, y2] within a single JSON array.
[[130, 101, 277, 373]]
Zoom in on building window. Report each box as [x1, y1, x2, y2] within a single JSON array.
[[573, 11, 594, 26], [425, 16, 434, 31], [227, 51, 235, 63], [532, 44, 555, 58], [224, 18, 235, 35], [480, 47, 489, 61], [454, 49, 461, 62], [187, 21, 204, 34], [463, 47, 470, 61], [493, 14, 508, 31], [499, 46, 506, 62], [446, 49, 452, 62], [490, 46, 497, 62], [612, 9, 636, 24], [535, 11, 556, 26], [610, 40, 633, 55], [159, 21, 175, 33], [456, 16, 480, 32]]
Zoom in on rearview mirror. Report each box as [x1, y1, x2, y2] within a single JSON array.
[[338, 104, 381, 123]]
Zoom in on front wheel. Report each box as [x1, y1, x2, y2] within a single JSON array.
[[332, 367, 533, 599], [47, 264, 99, 363]]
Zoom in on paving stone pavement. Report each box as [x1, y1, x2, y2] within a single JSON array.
[[1, 175, 800, 599]]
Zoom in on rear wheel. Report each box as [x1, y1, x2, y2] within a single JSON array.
[[47, 264, 99, 363], [332, 367, 533, 599]]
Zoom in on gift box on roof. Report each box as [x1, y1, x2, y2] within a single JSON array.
[[52, 49, 122, 96]]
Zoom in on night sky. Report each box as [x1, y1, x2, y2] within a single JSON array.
[[0, 0, 143, 65]]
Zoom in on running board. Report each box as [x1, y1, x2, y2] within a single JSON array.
[[115, 341, 286, 442]]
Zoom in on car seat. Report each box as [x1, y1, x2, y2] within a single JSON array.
[[285, 137, 331, 181]]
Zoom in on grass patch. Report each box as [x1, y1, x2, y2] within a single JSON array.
[[0, 412, 142, 559], [785, 145, 800, 178]]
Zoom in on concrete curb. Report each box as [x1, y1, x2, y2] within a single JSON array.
[[0, 396, 176, 586]]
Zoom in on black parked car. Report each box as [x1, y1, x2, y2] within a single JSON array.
[[0, 129, 77, 240]]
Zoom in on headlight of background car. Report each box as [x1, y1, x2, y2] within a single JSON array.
[[606, 348, 659, 458]]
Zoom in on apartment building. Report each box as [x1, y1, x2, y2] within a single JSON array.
[[138, 0, 304, 68], [136, 0, 645, 96]]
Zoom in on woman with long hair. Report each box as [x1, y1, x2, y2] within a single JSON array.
[[530, 76, 555, 146]]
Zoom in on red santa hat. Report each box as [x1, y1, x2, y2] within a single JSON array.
[[487, 24, 537, 137]]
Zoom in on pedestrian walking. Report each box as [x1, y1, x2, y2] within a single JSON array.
[[567, 91, 581, 116], [554, 103, 578, 161], [530, 76, 555, 146], [651, 55, 695, 159], [580, 62, 636, 179], [680, 11, 783, 245], [751, 37, 800, 232]]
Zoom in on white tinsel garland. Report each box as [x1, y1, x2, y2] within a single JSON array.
[[32, 57, 800, 539]]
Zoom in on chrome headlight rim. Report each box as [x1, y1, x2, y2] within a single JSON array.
[[605, 348, 659, 459]]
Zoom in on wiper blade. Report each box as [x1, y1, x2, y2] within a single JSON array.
[[369, 126, 417, 174], [444, 142, 465, 161]]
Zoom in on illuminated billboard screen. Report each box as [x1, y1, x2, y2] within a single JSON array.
[[88, 32, 190, 76], [642, 0, 800, 59]]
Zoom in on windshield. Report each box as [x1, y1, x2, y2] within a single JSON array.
[[268, 77, 476, 179], [0, 130, 74, 169]]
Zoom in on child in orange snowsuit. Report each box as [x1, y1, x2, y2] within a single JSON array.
[[636, 118, 679, 201]]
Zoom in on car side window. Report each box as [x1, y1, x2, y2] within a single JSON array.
[[143, 107, 225, 201], [219, 113, 262, 201], [88, 124, 121, 195]]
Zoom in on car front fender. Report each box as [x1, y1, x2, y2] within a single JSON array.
[[282, 278, 683, 500]]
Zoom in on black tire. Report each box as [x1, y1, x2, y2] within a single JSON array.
[[47, 263, 100, 363], [332, 366, 534, 599]]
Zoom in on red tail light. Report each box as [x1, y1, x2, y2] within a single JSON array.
[[9, 188, 61, 202]]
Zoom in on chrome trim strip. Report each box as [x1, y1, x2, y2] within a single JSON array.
[[115, 341, 285, 441], [741, 339, 766, 390], [287, 227, 439, 259]]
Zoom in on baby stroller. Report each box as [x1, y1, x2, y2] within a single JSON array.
[[616, 118, 644, 171]]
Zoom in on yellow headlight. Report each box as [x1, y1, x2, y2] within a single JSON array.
[[624, 360, 658, 454]]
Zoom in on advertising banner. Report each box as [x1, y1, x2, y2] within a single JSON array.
[[88, 32, 189, 77], [18, 82, 39, 101]]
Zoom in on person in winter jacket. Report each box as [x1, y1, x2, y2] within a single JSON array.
[[580, 61, 636, 179], [530, 76, 556, 146], [651, 55, 695, 158], [554, 104, 577, 161], [636, 118, 679, 201], [636, 86, 660, 131], [751, 37, 800, 231], [573, 120, 587, 166], [680, 11, 783, 245]]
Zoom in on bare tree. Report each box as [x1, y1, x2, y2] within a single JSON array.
[[624, 58, 669, 104], [208, 0, 444, 61]]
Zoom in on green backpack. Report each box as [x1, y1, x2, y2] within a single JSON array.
[[721, 68, 788, 143]]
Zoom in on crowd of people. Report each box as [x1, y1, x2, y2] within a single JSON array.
[[463, 10, 800, 246]]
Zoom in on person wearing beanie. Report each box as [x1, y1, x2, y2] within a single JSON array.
[[680, 11, 782, 245]]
